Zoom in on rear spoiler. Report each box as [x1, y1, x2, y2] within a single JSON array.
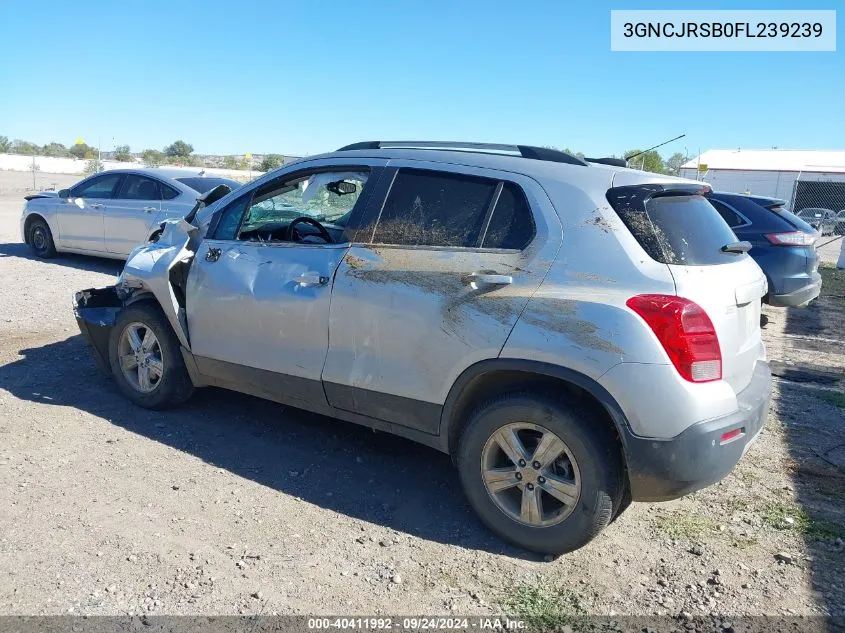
[[24, 192, 59, 201]]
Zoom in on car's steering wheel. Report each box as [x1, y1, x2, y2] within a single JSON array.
[[287, 216, 334, 244]]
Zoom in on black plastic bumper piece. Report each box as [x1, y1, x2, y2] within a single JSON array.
[[73, 286, 123, 375], [623, 360, 772, 502]]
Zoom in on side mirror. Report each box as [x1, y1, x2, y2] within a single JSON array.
[[58, 189, 70, 199], [199, 184, 232, 206]]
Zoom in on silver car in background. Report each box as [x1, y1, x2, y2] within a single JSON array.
[[21, 168, 241, 259]]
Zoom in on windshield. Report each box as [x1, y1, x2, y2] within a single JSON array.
[[176, 177, 241, 194], [241, 171, 368, 230]]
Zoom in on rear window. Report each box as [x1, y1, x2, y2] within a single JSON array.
[[773, 208, 817, 234], [176, 177, 240, 194], [609, 189, 741, 266]]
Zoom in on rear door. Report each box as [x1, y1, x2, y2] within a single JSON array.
[[322, 163, 560, 433], [59, 172, 125, 252], [105, 174, 164, 256]]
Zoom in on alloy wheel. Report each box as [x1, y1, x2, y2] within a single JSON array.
[[480, 422, 581, 527], [117, 322, 164, 393]]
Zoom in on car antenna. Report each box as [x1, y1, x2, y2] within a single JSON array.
[[624, 134, 686, 163]]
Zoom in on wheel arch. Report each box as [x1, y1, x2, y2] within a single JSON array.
[[23, 212, 57, 245], [440, 359, 632, 462]]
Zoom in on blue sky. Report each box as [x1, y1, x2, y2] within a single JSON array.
[[0, 0, 842, 158]]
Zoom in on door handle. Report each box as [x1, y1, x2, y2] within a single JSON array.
[[205, 247, 222, 262], [297, 271, 329, 287], [464, 272, 513, 287], [89, 203, 104, 209], [143, 206, 157, 213]]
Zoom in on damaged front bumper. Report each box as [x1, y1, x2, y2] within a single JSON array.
[[73, 217, 199, 376], [73, 286, 125, 375]]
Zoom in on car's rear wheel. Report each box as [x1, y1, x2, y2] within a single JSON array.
[[108, 303, 194, 409], [28, 217, 56, 258], [457, 391, 622, 554]]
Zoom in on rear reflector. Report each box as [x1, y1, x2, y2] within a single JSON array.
[[626, 294, 722, 383], [720, 428, 745, 445], [765, 231, 817, 246]]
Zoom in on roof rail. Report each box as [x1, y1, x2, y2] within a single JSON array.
[[584, 157, 627, 168], [335, 141, 589, 167]]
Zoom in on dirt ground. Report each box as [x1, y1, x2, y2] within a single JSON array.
[[0, 171, 843, 620]]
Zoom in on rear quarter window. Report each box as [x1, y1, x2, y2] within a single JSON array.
[[608, 188, 742, 266]]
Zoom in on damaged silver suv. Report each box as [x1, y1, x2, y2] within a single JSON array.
[[74, 141, 772, 554]]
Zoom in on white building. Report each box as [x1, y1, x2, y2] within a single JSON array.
[[679, 149, 845, 212]]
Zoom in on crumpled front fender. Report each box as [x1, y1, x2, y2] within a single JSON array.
[[118, 219, 198, 350]]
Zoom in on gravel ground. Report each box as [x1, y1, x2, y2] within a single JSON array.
[[0, 172, 843, 620]]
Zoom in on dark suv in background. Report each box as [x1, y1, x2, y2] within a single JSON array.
[[709, 192, 821, 307]]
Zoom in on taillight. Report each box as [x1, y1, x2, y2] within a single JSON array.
[[626, 294, 722, 383], [764, 231, 817, 246]]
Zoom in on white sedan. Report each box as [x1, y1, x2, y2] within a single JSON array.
[[21, 168, 240, 259]]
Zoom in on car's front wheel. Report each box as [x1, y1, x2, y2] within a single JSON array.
[[108, 303, 194, 409], [457, 392, 623, 554], [27, 217, 57, 258]]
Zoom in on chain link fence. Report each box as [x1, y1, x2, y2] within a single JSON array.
[[789, 172, 845, 248]]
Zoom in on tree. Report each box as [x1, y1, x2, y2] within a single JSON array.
[[259, 154, 284, 171], [141, 149, 165, 167], [0, 136, 10, 153], [70, 142, 96, 160], [164, 140, 194, 158], [624, 149, 666, 174], [84, 159, 105, 175], [222, 156, 239, 169], [665, 152, 688, 176], [12, 139, 40, 155], [114, 145, 133, 162], [42, 142, 69, 157]]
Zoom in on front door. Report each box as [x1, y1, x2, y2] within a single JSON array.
[[185, 162, 381, 410], [59, 172, 124, 252], [104, 174, 163, 256], [322, 163, 560, 434]]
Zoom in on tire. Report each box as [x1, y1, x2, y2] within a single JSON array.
[[108, 303, 194, 409], [457, 391, 623, 554], [27, 217, 57, 258]]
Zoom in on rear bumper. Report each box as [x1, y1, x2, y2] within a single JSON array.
[[767, 274, 821, 307], [623, 360, 772, 502], [73, 286, 123, 375]]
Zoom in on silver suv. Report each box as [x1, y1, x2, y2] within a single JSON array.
[[74, 141, 772, 554]]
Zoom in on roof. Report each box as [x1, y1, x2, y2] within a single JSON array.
[[316, 141, 703, 179], [682, 149, 845, 173], [106, 167, 222, 180]]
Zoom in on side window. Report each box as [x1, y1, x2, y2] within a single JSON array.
[[72, 173, 123, 199], [119, 175, 162, 200], [161, 184, 180, 200], [482, 182, 535, 249], [212, 194, 251, 240], [372, 169, 497, 247], [241, 170, 368, 235], [709, 199, 745, 228]]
